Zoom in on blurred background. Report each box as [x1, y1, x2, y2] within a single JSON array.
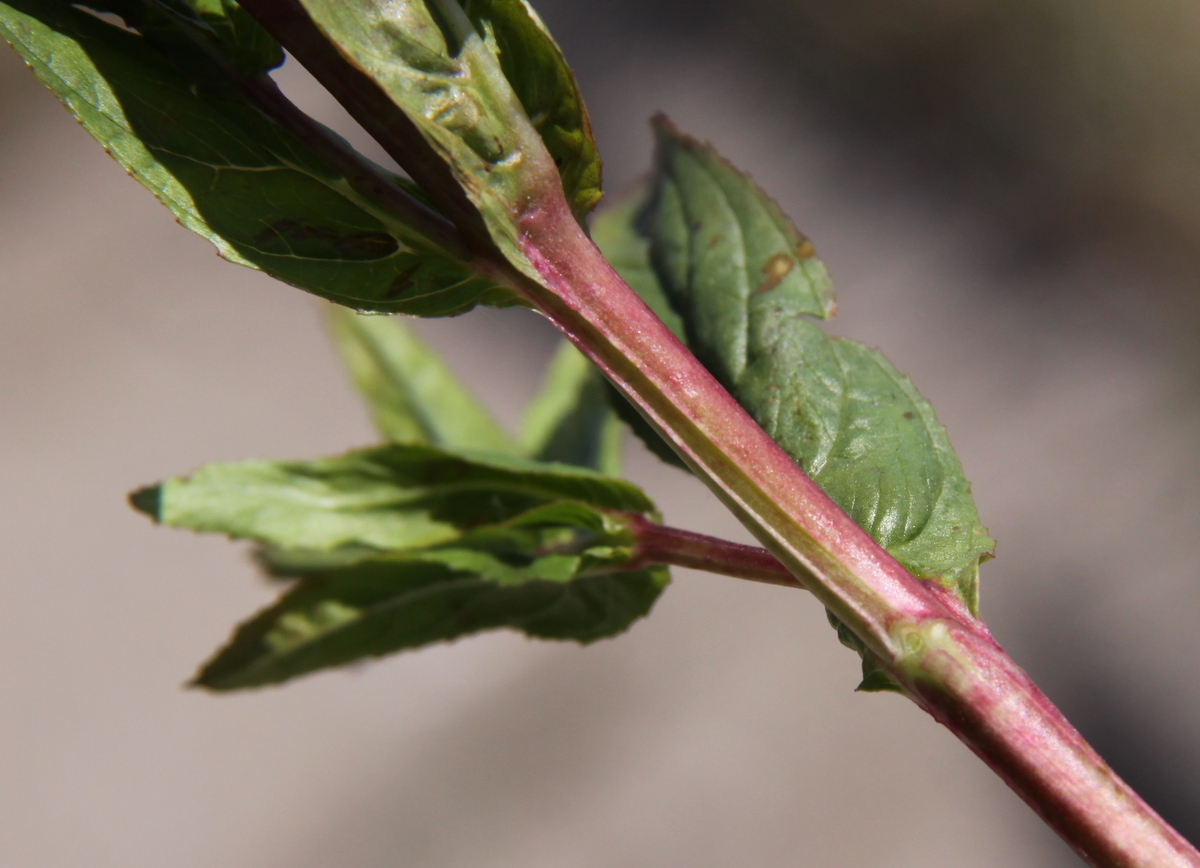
[[3, 0, 1200, 864]]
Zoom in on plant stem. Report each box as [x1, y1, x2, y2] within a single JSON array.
[[239, 4, 1199, 863], [236, 75, 470, 258], [624, 520, 1198, 865], [239, 0, 497, 252], [508, 196, 1200, 868], [621, 515, 803, 589]]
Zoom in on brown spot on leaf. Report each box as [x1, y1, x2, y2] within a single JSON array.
[[904, 411, 915, 420], [795, 238, 815, 260], [754, 252, 794, 294]]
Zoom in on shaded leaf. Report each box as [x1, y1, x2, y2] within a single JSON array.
[[92, 0, 284, 78], [0, 0, 518, 314], [521, 341, 622, 475], [130, 443, 657, 553], [195, 557, 668, 690], [181, 0, 284, 76], [595, 119, 993, 627], [328, 308, 516, 452]]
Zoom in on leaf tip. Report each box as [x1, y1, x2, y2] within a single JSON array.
[[648, 112, 698, 158], [189, 656, 241, 693], [128, 484, 162, 522], [855, 666, 904, 694]]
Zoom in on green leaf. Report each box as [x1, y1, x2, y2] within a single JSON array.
[[0, 0, 518, 315], [253, 497, 641, 579], [328, 308, 517, 452], [460, 0, 601, 222], [136, 442, 669, 690], [292, 0, 581, 267], [520, 341, 622, 475], [131, 443, 658, 553], [195, 557, 668, 690], [595, 118, 994, 626], [180, 0, 284, 76], [646, 116, 835, 385], [92, 0, 284, 78]]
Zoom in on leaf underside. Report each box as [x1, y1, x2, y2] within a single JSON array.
[[592, 118, 994, 690], [196, 557, 665, 690], [133, 442, 664, 688], [293, 0, 599, 269], [138, 444, 655, 551], [0, 0, 522, 315], [459, 0, 602, 222]]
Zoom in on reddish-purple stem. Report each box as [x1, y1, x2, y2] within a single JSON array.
[[235, 3, 1200, 863], [624, 514, 1198, 867], [622, 515, 802, 589], [512, 194, 1198, 867]]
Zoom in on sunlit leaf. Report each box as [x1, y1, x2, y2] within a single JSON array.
[[594, 119, 994, 687], [289, 0, 583, 270], [130, 443, 657, 553], [461, 0, 601, 221]]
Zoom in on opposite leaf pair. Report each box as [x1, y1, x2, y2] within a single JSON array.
[[132, 313, 668, 689]]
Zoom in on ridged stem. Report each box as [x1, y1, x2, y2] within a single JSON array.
[[620, 521, 1198, 868], [510, 197, 1200, 868], [620, 515, 804, 589], [238, 2, 1200, 863]]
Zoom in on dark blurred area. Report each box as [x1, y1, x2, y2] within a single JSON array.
[[2, 2, 1199, 865], [565, 0, 1200, 281]]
